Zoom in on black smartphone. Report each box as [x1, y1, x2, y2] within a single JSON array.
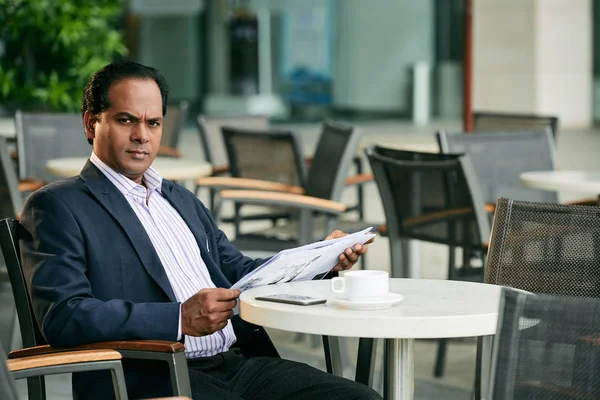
[[254, 294, 327, 306]]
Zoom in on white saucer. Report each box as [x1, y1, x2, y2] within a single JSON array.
[[329, 293, 404, 310]]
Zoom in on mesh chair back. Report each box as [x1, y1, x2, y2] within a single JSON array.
[[15, 111, 89, 183], [196, 115, 269, 171], [473, 111, 559, 141], [0, 343, 18, 400], [0, 137, 22, 219], [0, 218, 46, 348], [438, 130, 557, 204], [305, 120, 361, 201], [161, 101, 189, 148], [491, 288, 600, 400], [222, 127, 305, 186], [486, 198, 600, 296], [366, 145, 490, 249]]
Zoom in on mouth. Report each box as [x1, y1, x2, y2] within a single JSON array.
[[126, 150, 150, 159]]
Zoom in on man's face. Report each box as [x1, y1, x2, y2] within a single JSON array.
[[84, 78, 163, 184]]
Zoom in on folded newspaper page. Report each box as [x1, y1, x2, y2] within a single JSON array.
[[232, 227, 375, 292]]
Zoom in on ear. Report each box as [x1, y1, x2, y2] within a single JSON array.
[[83, 111, 97, 141]]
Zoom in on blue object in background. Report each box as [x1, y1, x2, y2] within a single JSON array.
[[279, 0, 335, 105]]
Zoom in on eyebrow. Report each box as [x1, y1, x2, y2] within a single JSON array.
[[114, 112, 163, 123]]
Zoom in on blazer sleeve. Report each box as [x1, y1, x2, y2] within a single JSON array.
[[19, 189, 180, 348]]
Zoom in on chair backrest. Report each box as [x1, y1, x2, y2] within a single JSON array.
[[0, 342, 18, 400], [0, 218, 46, 348], [15, 111, 89, 183], [161, 101, 190, 148], [222, 127, 306, 186], [473, 111, 559, 141], [366, 145, 490, 249], [437, 129, 557, 204], [486, 198, 600, 296], [0, 137, 23, 219], [304, 120, 362, 202], [196, 115, 269, 172], [490, 288, 600, 400]]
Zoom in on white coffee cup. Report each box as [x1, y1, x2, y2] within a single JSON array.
[[331, 270, 389, 300]]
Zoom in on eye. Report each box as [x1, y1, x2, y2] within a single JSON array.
[[118, 117, 132, 124], [148, 121, 161, 127]]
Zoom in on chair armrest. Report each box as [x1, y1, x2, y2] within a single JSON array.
[[196, 177, 304, 194], [7, 349, 121, 372], [211, 164, 230, 175], [9, 340, 184, 359], [566, 198, 598, 206], [157, 146, 182, 158], [345, 172, 373, 186], [18, 178, 46, 192], [485, 203, 496, 213], [220, 190, 346, 216]]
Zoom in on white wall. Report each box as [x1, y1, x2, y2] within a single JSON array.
[[474, 0, 592, 128]]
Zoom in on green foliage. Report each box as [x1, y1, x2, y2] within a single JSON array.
[[0, 0, 128, 112]]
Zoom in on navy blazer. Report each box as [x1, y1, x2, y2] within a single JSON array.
[[19, 161, 277, 398]]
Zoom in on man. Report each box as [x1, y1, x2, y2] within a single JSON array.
[[19, 61, 381, 400]]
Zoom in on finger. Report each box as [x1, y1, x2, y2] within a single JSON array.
[[212, 288, 241, 300], [353, 243, 368, 255], [325, 230, 346, 241], [338, 254, 353, 270], [220, 310, 234, 321], [344, 248, 360, 263]]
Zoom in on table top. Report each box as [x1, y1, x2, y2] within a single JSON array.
[[46, 157, 213, 181], [360, 141, 438, 154], [240, 279, 502, 339], [520, 170, 600, 194], [0, 118, 16, 137]]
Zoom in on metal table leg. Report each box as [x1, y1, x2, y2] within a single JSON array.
[[384, 338, 414, 400]]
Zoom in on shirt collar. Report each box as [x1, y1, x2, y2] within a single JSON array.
[[89, 152, 163, 197]]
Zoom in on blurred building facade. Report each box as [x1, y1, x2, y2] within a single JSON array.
[[126, 0, 597, 128]]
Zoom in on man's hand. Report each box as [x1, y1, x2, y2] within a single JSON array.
[[181, 288, 240, 337], [325, 230, 375, 271]]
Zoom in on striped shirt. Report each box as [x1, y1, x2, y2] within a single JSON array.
[[90, 152, 236, 358]]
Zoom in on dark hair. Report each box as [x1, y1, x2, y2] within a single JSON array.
[[81, 60, 170, 144]]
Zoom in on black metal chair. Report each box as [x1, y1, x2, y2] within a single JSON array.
[[490, 288, 600, 400], [362, 145, 491, 386], [218, 126, 306, 237], [195, 114, 270, 210], [0, 218, 192, 400], [200, 120, 372, 252], [473, 111, 559, 141], [14, 111, 90, 184], [472, 197, 600, 400], [161, 101, 190, 149]]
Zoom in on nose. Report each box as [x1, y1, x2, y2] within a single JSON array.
[[131, 123, 150, 144]]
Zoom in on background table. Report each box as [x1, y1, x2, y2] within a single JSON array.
[[520, 170, 600, 195], [240, 278, 501, 400], [46, 157, 212, 181]]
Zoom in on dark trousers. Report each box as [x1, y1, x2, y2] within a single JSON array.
[[187, 349, 382, 400]]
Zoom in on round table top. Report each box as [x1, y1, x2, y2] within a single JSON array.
[[520, 170, 600, 194], [240, 279, 502, 339], [46, 157, 213, 181]]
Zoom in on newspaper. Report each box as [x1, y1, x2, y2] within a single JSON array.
[[232, 227, 375, 292]]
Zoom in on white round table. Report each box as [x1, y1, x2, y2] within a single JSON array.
[[520, 170, 600, 195], [240, 278, 502, 400], [46, 157, 212, 181]]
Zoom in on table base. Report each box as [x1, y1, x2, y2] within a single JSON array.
[[384, 338, 414, 400]]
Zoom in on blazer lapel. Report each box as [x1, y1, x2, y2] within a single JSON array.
[[79, 162, 177, 302]]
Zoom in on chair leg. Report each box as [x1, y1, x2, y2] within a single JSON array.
[[434, 338, 448, 377], [355, 338, 377, 387], [322, 335, 343, 376], [27, 376, 46, 400]]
